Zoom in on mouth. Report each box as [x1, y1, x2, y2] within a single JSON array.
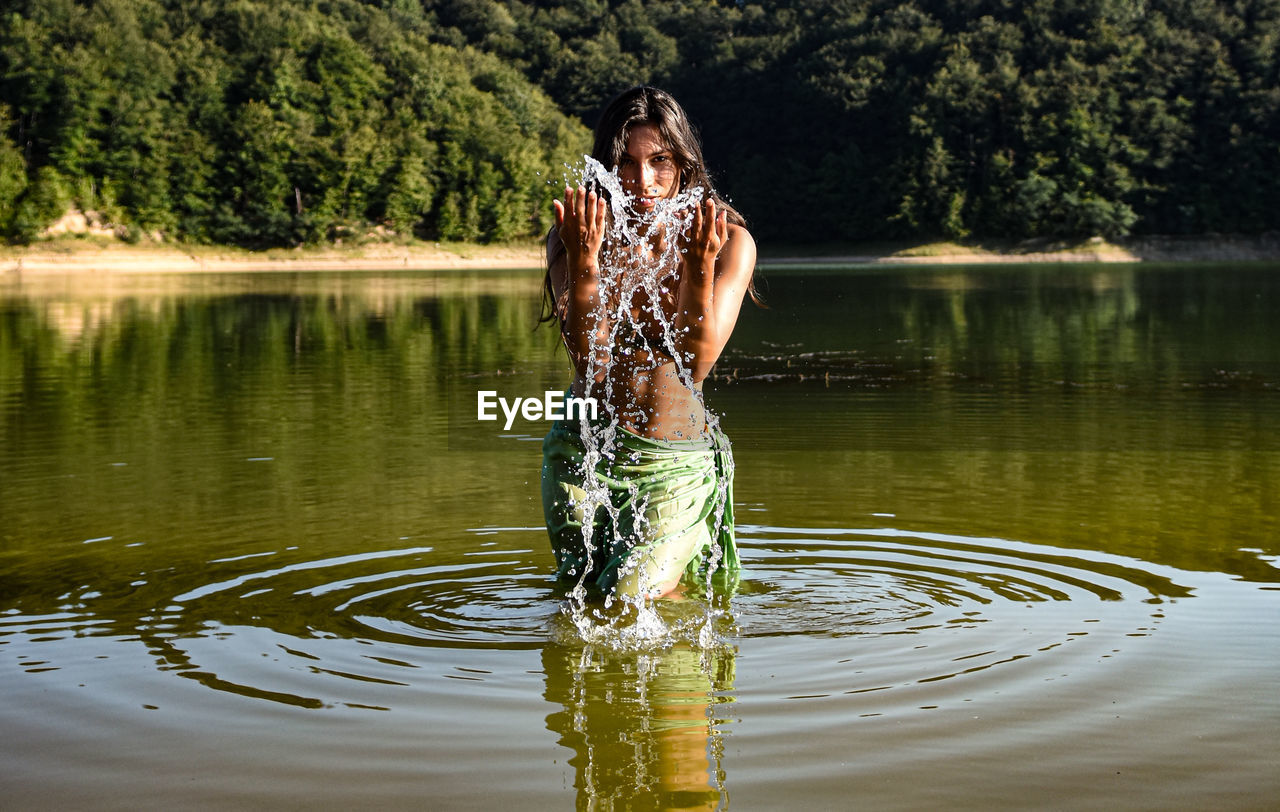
[[634, 196, 659, 210]]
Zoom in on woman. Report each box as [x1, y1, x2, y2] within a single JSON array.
[[541, 86, 757, 600]]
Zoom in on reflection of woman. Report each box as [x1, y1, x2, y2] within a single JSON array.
[[542, 641, 735, 810], [540, 86, 757, 599]]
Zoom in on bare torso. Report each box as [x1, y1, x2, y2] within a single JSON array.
[[547, 199, 755, 443], [569, 279, 707, 440]]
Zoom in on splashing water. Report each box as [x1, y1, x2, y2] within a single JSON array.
[[555, 157, 736, 650]]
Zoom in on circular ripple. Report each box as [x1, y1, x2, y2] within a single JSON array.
[[51, 530, 570, 708], [728, 523, 1191, 703], [167, 534, 562, 650], [733, 524, 1188, 633], [2, 523, 1200, 710]]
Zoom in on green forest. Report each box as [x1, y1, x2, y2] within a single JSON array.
[[1, 0, 1277, 247]]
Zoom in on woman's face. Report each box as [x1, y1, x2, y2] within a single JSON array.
[[618, 123, 680, 212]]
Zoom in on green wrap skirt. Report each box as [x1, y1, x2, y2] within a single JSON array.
[[541, 417, 738, 596]]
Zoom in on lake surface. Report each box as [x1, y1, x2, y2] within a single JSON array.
[[2, 263, 1277, 809]]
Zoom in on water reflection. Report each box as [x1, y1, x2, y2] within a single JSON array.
[[543, 640, 735, 811], [2, 266, 1278, 807]]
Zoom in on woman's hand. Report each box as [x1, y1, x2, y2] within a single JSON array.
[[551, 186, 612, 380], [680, 198, 729, 284], [673, 198, 756, 383], [554, 185, 607, 276]]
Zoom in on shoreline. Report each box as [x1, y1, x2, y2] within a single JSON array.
[[759, 233, 1280, 266], [0, 241, 547, 275], [3, 234, 1279, 275]]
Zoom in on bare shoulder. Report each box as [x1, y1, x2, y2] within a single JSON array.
[[718, 224, 757, 282], [726, 223, 756, 255]]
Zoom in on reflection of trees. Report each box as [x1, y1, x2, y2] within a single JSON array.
[[0, 272, 567, 617], [730, 265, 1280, 390], [543, 641, 736, 811], [720, 266, 1280, 578], [0, 271, 561, 467]]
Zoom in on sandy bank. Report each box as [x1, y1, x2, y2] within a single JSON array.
[[4, 234, 1278, 275], [760, 234, 1280, 267], [1, 242, 546, 275]]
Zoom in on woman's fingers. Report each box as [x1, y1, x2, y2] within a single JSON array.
[[559, 186, 592, 233], [592, 191, 606, 231], [700, 199, 724, 253], [563, 186, 604, 226], [559, 186, 605, 259]]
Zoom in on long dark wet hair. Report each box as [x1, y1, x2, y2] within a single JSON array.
[[540, 86, 759, 325]]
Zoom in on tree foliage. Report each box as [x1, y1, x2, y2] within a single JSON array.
[[0, 0, 589, 245], [427, 0, 1280, 242], [2, 0, 1277, 245]]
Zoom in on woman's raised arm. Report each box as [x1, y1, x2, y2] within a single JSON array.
[[549, 186, 612, 380], [673, 198, 758, 382]]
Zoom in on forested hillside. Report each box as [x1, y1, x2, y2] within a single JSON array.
[[0, 0, 590, 245], [2, 0, 1278, 246]]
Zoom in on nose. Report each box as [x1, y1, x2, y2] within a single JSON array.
[[640, 163, 655, 193]]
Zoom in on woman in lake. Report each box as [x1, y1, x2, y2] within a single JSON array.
[[541, 86, 757, 600]]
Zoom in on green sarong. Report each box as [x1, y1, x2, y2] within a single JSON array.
[[541, 417, 738, 596]]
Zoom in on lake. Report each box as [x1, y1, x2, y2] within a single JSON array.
[[2, 262, 1277, 809]]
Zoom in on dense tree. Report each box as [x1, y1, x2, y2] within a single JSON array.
[[2, 0, 1277, 246], [0, 0, 589, 245], [420, 0, 1279, 242], [0, 105, 28, 234]]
